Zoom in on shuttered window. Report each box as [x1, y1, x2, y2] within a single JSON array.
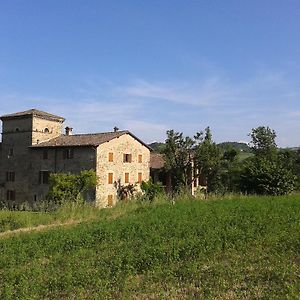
[[6, 190, 16, 201], [63, 148, 74, 159], [138, 172, 143, 183], [108, 152, 114, 162], [138, 154, 142, 163], [8, 148, 14, 157], [6, 171, 15, 182], [39, 171, 50, 184], [108, 195, 113, 207], [123, 153, 132, 163], [108, 173, 113, 184], [43, 149, 48, 159], [125, 173, 129, 183]]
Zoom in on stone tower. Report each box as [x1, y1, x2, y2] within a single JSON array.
[[0, 109, 65, 204]]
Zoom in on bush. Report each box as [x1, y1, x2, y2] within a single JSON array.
[[240, 157, 296, 195], [47, 170, 98, 205], [141, 179, 164, 201]]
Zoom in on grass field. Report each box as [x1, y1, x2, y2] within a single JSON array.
[[0, 195, 299, 299]]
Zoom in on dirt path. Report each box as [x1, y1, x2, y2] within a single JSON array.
[[0, 220, 81, 239]]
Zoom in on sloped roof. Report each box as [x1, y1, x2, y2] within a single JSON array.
[[150, 153, 165, 169], [31, 130, 152, 150], [0, 109, 65, 122]]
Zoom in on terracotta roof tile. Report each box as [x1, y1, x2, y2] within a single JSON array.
[[31, 130, 152, 150], [31, 131, 128, 147], [150, 153, 165, 169]]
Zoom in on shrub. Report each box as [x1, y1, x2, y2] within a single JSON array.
[[141, 179, 164, 201], [46, 170, 98, 205], [240, 157, 296, 195]]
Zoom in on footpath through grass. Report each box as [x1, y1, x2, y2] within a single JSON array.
[[0, 195, 300, 299]]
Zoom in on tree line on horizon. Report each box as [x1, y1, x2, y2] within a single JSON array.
[[154, 126, 300, 196]]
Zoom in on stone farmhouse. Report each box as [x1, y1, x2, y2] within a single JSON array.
[[0, 109, 152, 207]]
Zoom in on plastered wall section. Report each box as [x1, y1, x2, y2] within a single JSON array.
[[95, 134, 150, 207]]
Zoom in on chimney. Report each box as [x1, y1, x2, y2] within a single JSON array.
[[65, 126, 73, 136], [113, 126, 119, 132]]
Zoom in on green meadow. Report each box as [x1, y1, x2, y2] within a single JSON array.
[[0, 195, 299, 299]]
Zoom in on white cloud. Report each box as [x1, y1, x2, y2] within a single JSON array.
[[118, 78, 236, 107], [123, 120, 168, 143], [1, 69, 300, 147]]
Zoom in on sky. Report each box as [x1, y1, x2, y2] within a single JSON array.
[[0, 0, 300, 146]]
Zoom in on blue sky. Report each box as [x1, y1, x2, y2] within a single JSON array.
[[1, 0, 300, 146]]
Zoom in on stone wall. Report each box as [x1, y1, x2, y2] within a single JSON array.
[[28, 146, 96, 202], [95, 133, 150, 207], [32, 117, 63, 145], [0, 113, 150, 206]]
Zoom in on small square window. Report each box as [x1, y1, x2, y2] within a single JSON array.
[[123, 153, 132, 163]]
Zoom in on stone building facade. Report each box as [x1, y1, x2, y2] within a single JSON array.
[[0, 109, 151, 207]]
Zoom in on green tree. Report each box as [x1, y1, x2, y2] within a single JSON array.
[[47, 170, 98, 205], [194, 127, 223, 193], [241, 156, 295, 195], [278, 148, 300, 189], [241, 127, 295, 195], [249, 126, 277, 157], [164, 130, 195, 192]]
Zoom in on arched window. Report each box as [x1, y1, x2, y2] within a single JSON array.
[[15, 128, 20, 132], [44, 128, 49, 133]]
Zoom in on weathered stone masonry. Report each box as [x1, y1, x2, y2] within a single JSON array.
[[0, 109, 151, 207]]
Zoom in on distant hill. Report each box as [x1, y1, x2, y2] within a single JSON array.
[[283, 147, 300, 151], [149, 141, 252, 154], [148, 142, 166, 153], [217, 142, 252, 153]]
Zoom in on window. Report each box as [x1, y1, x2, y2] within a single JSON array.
[[15, 128, 20, 132], [44, 128, 49, 133], [43, 149, 48, 160], [108, 195, 113, 207], [39, 171, 50, 184], [125, 173, 129, 184], [6, 171, 15, 182], [138, 172, 143, 183], [123, 153, 132, 163], [138, 154, 143, 163], [108, 152, 114, 162], [6, 190, 16, 201], [63, 148, 74, 159], [8, 148, 14, 157], [108, 173, 113, 184]]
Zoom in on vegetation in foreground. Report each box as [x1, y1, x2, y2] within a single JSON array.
[[0, 195, 299, 299]]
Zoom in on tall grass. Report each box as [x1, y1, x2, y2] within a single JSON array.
[[0, 195, 299, 299]]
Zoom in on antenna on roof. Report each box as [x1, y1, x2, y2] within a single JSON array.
[[113, 126, 119, 132]]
